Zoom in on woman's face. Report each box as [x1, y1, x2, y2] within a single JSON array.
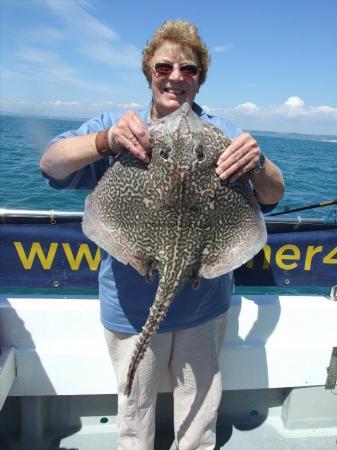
[[150, 41, 200, 117]]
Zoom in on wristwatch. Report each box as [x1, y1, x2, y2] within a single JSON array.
[[249, 153, 265, 175]]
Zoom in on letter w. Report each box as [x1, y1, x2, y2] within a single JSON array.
[[62, 243, 101, 271], [14, 242, 58, 270]]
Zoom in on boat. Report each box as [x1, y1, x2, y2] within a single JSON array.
[[0, 208, 336, 449]]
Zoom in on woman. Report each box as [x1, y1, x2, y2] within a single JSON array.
[[40, 19, 284, 450]]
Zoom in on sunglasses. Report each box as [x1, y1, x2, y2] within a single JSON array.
[[151, 62, 200, 77]]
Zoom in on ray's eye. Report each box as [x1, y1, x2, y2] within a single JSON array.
[[160, 148, 171, 160], [195, 145, 205, 162], [219, 178, 228, 189]]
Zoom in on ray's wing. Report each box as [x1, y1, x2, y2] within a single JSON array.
[[196, 123, 267, 278], [82, 154, 157, 276], [199, 200, 267, 278]]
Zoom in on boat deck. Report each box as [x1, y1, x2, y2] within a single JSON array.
[[56, 418, 337, 450], [1, 390, 336, 450], [1, 293, 336, 449]]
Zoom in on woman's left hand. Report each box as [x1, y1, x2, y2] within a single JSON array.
[[215, 132, 261, 183]]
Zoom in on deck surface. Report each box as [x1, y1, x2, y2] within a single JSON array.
[[57, 418, 337, 450]]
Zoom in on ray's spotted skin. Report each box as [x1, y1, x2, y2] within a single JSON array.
[[82, 103, 267, 397]]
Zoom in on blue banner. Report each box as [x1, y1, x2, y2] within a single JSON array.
[[0, 222, 336, 289], [235, 228, 337, 286]]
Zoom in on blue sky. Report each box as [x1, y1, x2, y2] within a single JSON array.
[[1, 0, 337, 134]]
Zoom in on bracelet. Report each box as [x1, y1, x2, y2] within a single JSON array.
[[95, 129, 116, 157]]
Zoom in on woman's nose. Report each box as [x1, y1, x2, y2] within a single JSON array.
[[168, 66, 184, 81]]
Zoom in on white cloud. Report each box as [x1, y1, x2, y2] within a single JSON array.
[[12, 47, 118, 95], [25, 25, 65, 44], [113, 102, 142, 109], [235, 102, 259, 114], [0, 68, 26, 79], [43, 0, 140, 69], [74, 0, 96, 11], [202, 97, 337, 134], [88, 101, 143, 110], [3, 95, 336, 134], [312, 105, 337, 115], [11, 0, 141, 92], [2, 99, 144, 119], [284, 96, 305, 107], [42, 100, 81, 106], [16, 47, 63, 67], [212, 44, 233, 53], [80, 43, 140, 69], [45, 0, 119, 42], [11, 0, 144, 94]]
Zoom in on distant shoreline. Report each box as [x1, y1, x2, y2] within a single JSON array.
[[249, 129, 337, 143], [1, 110, 337, 143]]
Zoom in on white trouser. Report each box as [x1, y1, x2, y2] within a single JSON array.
[[104, 311, 228, 450]]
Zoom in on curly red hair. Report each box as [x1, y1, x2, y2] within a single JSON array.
[[142, 19, 210, 85]]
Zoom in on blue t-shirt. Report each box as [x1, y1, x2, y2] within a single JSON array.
[[45, 103, 268, 334]]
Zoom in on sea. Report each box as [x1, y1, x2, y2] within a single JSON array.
[[1, 113, 336, 215], [1, 113, 336, 295]]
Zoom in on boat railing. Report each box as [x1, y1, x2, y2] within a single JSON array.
[[1, 208, 336, 229]]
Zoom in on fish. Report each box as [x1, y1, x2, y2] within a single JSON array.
[[82, 102, 267, 397]]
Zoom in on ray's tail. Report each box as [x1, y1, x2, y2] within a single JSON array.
[[124, 261, 186, 397]]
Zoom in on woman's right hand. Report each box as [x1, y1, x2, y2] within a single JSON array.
[[110, 111, 152, 163]]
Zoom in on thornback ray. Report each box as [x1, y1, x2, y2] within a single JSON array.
[[82, 102, 267, 396]]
